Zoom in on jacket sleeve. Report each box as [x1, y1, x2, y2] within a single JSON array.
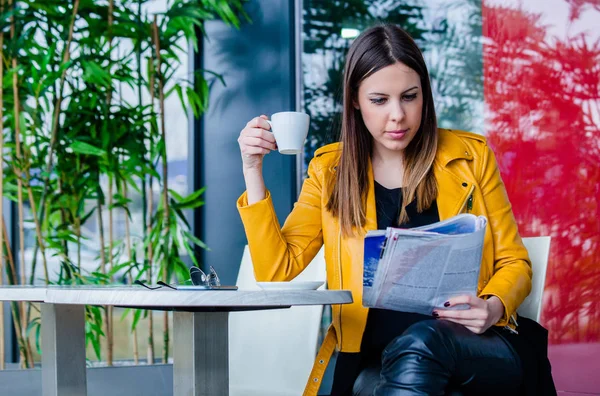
[[478, 144, 532, 326], [237, 158, 324, 281]]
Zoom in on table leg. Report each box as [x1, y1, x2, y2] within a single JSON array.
[[173, 311, 229, 396], [41, 303, 87, 396]]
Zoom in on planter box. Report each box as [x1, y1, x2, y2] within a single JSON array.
[[0, 364, 172, 396]]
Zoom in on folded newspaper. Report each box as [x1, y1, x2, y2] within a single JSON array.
[[363, 214, 487, 315]]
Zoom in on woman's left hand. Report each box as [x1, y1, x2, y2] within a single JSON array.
[[433, 295, 505, 334]]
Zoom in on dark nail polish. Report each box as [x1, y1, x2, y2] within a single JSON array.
[[444, 301, 450, 307], [432, 311, 439, 317]]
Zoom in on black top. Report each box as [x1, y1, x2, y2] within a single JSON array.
[[330, 181, 440, 395]]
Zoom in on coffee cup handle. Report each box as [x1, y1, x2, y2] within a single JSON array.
[[266, 120, 273, 132]]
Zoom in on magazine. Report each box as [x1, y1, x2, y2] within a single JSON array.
[[363, 214, 487, 315]]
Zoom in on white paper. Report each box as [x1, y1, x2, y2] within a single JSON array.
[[363, 214, 487, 315]]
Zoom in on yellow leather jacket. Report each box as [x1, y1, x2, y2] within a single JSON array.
[[237, 129, 532, 395]]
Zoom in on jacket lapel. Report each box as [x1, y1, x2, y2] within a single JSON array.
[[434, 129, 475, 220], [434, 163, 473, 220]]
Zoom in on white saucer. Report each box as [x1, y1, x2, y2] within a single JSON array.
[[256, 281, 324, 291]]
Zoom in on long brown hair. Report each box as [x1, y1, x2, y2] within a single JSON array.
[[326, 24, 438, 236]]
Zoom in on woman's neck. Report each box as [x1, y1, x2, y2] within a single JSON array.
[[372, 147, 405, 189]]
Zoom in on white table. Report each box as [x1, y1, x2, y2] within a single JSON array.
[[0, 286, 81, 396], [43, 286, 353, 396], [0, 285, 46, 302]]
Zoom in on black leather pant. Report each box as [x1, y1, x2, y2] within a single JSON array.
[[353, 319, 522, 396]]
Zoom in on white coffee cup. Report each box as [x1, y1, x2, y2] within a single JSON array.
[[267, 111, 310, 155]]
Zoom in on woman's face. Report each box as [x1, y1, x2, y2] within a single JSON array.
[[355, 61, 423, 157]]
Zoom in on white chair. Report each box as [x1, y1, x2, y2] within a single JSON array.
[[229, 245, 326, 396], [518, 236, 551, 323]]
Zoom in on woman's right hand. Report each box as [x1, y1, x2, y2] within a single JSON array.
[[238, 115, 278, 171]]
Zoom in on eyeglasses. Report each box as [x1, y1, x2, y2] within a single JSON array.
[[134, 280, 178, 290], [134, 265, 232, 290], [190, 265, 221, 287]]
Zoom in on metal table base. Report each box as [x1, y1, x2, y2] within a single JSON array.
[[41, 303, 87, 396]]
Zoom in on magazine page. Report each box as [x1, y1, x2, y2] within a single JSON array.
[[363, 215, 487, 315], [363, 230, 388, 304], [411, 213, 481, 234]]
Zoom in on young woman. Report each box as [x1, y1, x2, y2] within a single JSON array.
[[237, 24, 543, 395]]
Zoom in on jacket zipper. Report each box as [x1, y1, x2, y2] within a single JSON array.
[[458, 185, 475, 214], [504, 325, 518, 334], [503, 314, 519, 334]]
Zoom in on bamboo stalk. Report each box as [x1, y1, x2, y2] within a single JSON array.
[[57, 177, 69, 255], [1, 218, 16, 285], [1, 217, 28, 368], [123, 181, 139, 365], [146, 183, 155, 365], [104, 0, 115, 367], [76, 216, 82, 273], [20, 78, 50, 370], [146, 52, 156, 366], [106, 0, 114, 107], [9, 0, 31, 368], [43, 0, 79, 177], [9, 23, 37, 370], [30, 0, 79, 276], [96, 194, 109, 364], [27, 16, 59, 285], [21, 101, 49, 287], [152, 17, 171, 364], [107, 175, 114, 366], [116, 48, 140, 364], [0, 0, 5, 370], [136, 0, 154, 365], [24, 184, 48, 283]]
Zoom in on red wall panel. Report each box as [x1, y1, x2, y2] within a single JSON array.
[[483, 1, 600, 392]]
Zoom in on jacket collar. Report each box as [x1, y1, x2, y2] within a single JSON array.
[[435, 128, 473, 167], [363, 129, 474, 229]]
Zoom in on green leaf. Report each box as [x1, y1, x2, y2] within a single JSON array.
[[120, 308, 131, 322], [107, 262, 134, 278], [80, 208, 97, 225], [69, 141, 107, 157], [131, 309, 144, 331], [183, 230, 209, 250], [172, 187, 205, 210], [183, 241, 200, 267], [82, 60, 113, 88]]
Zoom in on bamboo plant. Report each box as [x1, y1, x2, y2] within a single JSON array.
[[0, 0, 248, 367]]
